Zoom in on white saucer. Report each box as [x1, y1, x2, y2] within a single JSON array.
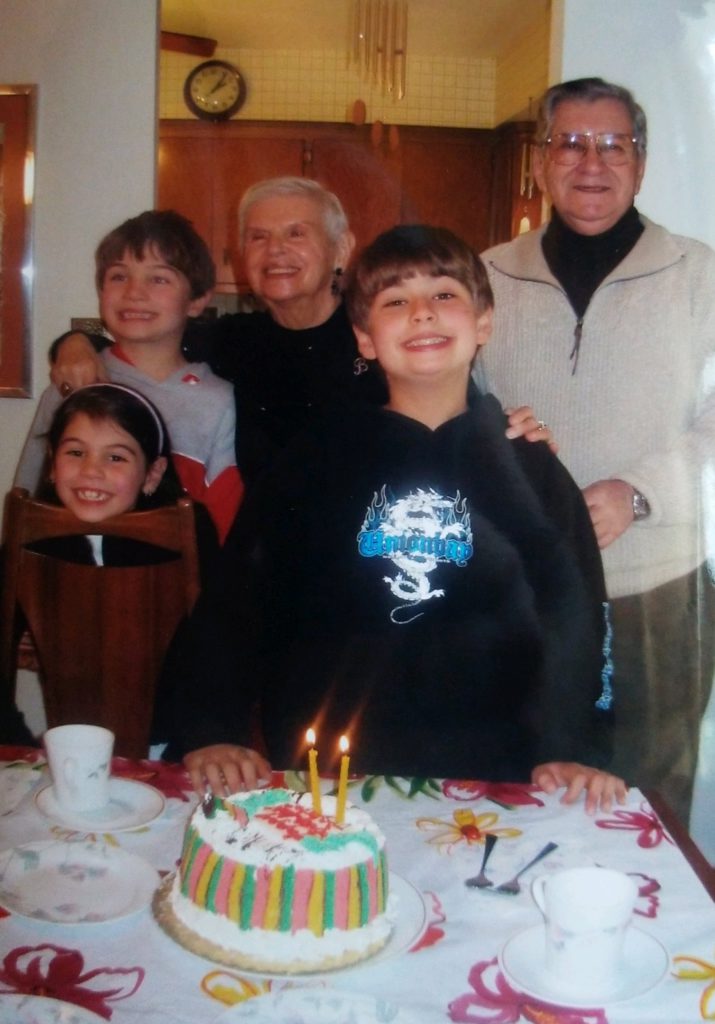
[[34, 777, 165, 832], [0, 839, 159, 924], [215, 987, 420, 1023], [0, 994, 106, 1023], [500, 923, 670, 1007]]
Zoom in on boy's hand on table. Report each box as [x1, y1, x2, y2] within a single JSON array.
[[505, 406, 558, 453], [184, 743, 272, 797], [50, 333, 108, 393], [532, 761, 628, 815]]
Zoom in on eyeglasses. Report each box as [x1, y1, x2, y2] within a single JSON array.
[[544, 132, 639, 167]]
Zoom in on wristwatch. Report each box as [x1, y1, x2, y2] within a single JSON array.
[[631, 488, 651, 521]]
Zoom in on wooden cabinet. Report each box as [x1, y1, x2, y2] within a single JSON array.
[[489, 121, 543, 246], [157, 134, 214, 258], [158, 119, 498, 294], [308, 134, 402, 258], [159, 124, 305, 289], [399, 128, 493, 253]]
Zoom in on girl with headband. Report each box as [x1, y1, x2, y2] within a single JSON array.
[[32, 383, 196, 566], [44, 383, 178, 519], [0, 384, 190, 745]]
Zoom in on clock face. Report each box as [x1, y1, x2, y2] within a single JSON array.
[[184, 60, 246, 121]]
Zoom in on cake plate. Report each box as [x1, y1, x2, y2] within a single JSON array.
[[153, 871, 428, 977]]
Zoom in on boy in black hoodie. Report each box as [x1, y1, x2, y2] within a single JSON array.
[[166, 226, 625, 814]]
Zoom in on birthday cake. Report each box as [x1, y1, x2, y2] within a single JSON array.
[[155, 787, 391, 973]]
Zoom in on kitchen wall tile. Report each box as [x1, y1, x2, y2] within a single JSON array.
[[160, 46, 509, 128]]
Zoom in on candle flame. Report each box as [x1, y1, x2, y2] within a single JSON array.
[[306, 727, 316, 746], [339, 735, 350, 754]]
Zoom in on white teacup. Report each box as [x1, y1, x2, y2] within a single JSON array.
[[43, 724, 114, 813], [532, 866, 637, 997]]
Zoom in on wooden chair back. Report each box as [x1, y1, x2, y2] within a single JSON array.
[[0, 487, 200, 757]]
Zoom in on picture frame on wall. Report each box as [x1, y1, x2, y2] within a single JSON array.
[[0, 84, 35, 397]]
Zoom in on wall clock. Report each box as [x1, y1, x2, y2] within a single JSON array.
[[183, 60, 246, 121]]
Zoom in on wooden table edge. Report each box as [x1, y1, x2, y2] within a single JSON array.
[[645, 787, 715, 901]]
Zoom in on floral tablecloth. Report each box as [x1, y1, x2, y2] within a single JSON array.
[[0, 748, 714, 1023]]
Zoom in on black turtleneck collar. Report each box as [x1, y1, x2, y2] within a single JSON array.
[[542, 206, 644, 319]]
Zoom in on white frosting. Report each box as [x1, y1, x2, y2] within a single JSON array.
[[191, 790, 385, 869], [169, 877, 396, 965], [170, 787, 391, 969]]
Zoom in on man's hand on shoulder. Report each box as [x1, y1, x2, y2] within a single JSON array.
[[582, 479, 636, 548], [505, 406, 558, 453], [50, 332, 108, 393]]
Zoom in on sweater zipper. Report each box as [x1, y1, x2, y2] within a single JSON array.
[[569, 318, 583, 375]]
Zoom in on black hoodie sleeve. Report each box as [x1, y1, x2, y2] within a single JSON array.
[[511, 435, 614, 768]]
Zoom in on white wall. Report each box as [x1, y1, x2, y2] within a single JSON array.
[[0, 0, 159, 510], [556, 0, 715, 249], [0, 0, 159, 737], [556, 0, 715, 860]]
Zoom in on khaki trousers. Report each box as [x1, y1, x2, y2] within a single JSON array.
[[609, 563, 715, 829]]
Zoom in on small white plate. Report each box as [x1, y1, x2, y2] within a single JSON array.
[[215, 987, 420, 1023], [34, 777, 165, 832], [0, 839, 159, 924], [0, 764, 44, 816], [499, 923, 670, 1007], [0, 995, 105, 1023]]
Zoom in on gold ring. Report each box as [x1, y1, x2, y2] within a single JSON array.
[[537, 420, 547, 431]]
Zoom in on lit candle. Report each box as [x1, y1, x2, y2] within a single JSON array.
[[336, 735, 350, 824], [306, 728, 322, 815]]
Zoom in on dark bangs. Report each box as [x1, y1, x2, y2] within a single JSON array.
[[347, 225, 493, 330], [95, 210, 215, 298]]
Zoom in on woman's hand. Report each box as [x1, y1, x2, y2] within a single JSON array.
[[50, 333, 108, 393], [531, 761, 628, 815], [505, 406, 558, 453], [184, 743, 272, 796]]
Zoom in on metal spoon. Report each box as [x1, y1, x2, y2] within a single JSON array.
[[493, 841, 558, 895], [465, 833, 498, 888]]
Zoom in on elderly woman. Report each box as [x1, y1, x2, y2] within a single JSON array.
[[50, 177, 549, 486]]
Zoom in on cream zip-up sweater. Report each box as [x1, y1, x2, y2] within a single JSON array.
[[477, 216, 715, 598]]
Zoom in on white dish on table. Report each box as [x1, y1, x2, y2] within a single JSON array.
[[499, 922, 670, 1007], [214, 987, 420, 1023], [0, 839, 159, 924], [0, 994, 105, 1023], [34, 777, 165, 832], [0, 763, 43, 816]]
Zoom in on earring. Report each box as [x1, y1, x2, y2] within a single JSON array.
[[331, 266, 344, 297]]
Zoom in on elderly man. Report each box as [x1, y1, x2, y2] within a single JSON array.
[[477, 77, 715, 828]]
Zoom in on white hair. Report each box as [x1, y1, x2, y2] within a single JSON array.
[[238, 176, 350, 250]]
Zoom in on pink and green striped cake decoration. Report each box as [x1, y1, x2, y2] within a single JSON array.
[[177, 788, 388, 937]]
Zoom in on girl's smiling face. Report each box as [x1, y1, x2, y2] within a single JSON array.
[[51, 412, 166, 522]]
